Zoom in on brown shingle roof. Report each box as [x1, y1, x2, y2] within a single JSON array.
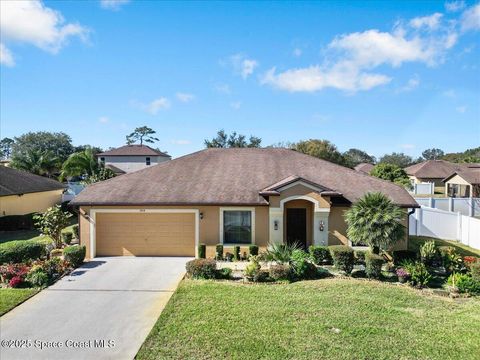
[[354, 163, 374, 174], [97, 145, 170, 157], [72, 148, 417, 208], [443, 168, 480, 185], [405, 160, 466, 179], [0, 166, 65, 196]]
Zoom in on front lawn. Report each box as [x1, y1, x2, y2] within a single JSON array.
[[0, 223, 77, 245], [137, 279, 480, 360], [409, 235, 480, 257], [0, 288, 39, 316]]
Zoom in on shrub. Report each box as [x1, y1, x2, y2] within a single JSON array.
[[216, 267, 232, 279], [186, 259, 217, 279], [439, 246, 463, 274], [233, 246, 240, 261], [253, 270, 270, 282], [72, 224, 79, 239], [63, 246, 86, 268], [309, 245, 332, 265], [215, 244, 223, 260], [420, 241, 437, 266], [197, 244, 206, 259], [447, 273, 480, 295], [469, 259, 480, 281], [34, 205, 72, 249], [269, 264, 291, 281], [290, 250, 317, 280], [249, 245, 259, 257], [0, 263, 30, 284], [365, 252, 384, 279], [354, 250, 367, 265], [40, 257, 70, 281], [0, 213, 35, 231], [245, 256, 261, 281], [0, 240, 46, 264], [62, 232, 73, 245], [225, 252, 233, 262], [329, 245, 354, 274], [50, 249, 63, 258], [26, 266, 49, 287], [401, 260, 431, 288], [265, 242, 303, 264], [392, 250, 417, 265]]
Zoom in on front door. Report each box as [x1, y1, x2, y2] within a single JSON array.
[[286, 208, 307, 249]]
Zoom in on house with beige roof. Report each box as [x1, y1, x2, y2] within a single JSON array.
[[72, 148, 418, 259]]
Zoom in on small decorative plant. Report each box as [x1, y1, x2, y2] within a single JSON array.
[[396, 268, 410, 283], [233, 246, 240, 261], [420, 241, 437, 267], [215, 244, 223, 260], [249, 245, 259, 257], [225, 252, 234, 262], [197, 244, 206, 259]]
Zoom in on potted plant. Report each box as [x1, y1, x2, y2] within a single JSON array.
[[396, 267, 410, 283]]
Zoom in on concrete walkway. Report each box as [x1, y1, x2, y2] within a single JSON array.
[[0, 257, 191, 360]]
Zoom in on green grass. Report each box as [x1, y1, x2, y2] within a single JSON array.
[[137, 279, 480, 360], [0, 288, 39, 316], [409, 235, 480, 257], [0, 223, 77, 245]]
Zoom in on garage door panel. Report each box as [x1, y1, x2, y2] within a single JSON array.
[[96, 212, 195, 256]]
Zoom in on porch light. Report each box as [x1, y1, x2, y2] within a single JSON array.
[[319, 220, 325, 231], [274, 220, 278, 230], [200, 212, 204, 220]]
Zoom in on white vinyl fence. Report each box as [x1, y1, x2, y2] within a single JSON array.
[[411, 182, 434, 195], [414, 197, 480, 217], [409, 206, 480, 250]]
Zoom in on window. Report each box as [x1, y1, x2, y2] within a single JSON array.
[[146, 157, 151, 165], [100, 157, 105, 164], [223, 210, 252, 244]]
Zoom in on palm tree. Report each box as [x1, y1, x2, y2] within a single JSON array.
[[60, 147, 99, 180], [11, 149, 59, 177], [344, 192, 405, 254]]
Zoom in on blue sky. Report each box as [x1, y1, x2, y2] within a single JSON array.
[[1, 0, 479, 159]]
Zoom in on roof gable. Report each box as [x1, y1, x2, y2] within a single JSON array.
[[97, 145, 170, 157], [0, 166, 65, 196]]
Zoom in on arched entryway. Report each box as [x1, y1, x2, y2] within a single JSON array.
[[283, 199, 314, 249]]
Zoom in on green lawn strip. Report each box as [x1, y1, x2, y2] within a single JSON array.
[[0, 223, 77, 245], [0, 288, 39, 316], [409, 235, 480, 257], [137, 279, 480, 360]]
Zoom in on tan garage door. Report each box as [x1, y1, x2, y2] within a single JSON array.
[[96, 212, 195, 256]]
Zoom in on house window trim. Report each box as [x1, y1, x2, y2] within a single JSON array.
[[146, 157, 151, 165], [219, 207, 255, 245]]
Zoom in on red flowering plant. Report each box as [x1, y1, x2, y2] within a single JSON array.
[[0, 263, 31, 288], [463, 256, 479, 269]]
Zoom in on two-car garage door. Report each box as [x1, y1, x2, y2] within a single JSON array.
[[95, 212, 196, 256]]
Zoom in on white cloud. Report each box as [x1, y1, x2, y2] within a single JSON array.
[[214, 83, 231, 94], [0, 0, 88, 65], [171, 139, 191, 145], [461, 3, 480, 31], [409, 13, 443, 30], [98, 116, 109, 123], [399, 75, 420, 92], [0, 43, 14, 67], [401, 144, 416, 150], [147, 97, 171, 115], [230, 101, 242, 110], [445, 1, 466, 12], [228, 54, 258, 79], [100, 0, 130, 11], [456, 105, 467, 113], [176, 92, 195, 103], [292, 48, 302, 57]]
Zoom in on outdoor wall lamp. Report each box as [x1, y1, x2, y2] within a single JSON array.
[[319, 220, 325, 231], [200, 212, 204, 220], [274, 220, 279, 230]]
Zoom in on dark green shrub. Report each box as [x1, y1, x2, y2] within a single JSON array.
[[329, 245, 354, 274], [253, 270, 270, 282], [448, 273, 480, 295], [0, 213, 35, 231], [290, 250, 317, 280], [62, 232, 73, 245], [186, 259, 217, 279], [233, 246, 240, 261], [197, 244, 206, 259], [392, 250, 417, 265], [249, 245, 259, 257], [245, 257, 261, 281], [72, 224, 79, 239], [225, 252, 233, 262], [0, 240, 46, 264], [354, 250, 367, 265], [216, 267, 232, 279], [401, 260, 431, 288], [365, 252, 384, 279], [63, 245, 86, 268], [215, 244, 223, 260], [264, 242, 303, 264], [269, 264, 291, 281], [25, 266, 49, 287], [308, 245, 332, 265]]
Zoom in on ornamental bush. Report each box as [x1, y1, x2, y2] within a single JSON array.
[[62, 232, 73, 245], [63, 245, 86, 268], [308, 245, 332, 265], [216, 267, 232, 279], [447, 273, 480, 295], [354, 250, 367, 265], [420, 241, 437, 266], [186, 259, 217, 279], [233, 246, 240, 261], [0, 240, 46, 264], [25, 266, 49, 288], [290, 250, 317, 280], [329, 245, 354, 274], [245, 256, 261, 281], [215, 244, 223, 260], [249, 245, 259, 257], [365, 253, 384, 279], [401, 260, 431, 288], [33, 205, 72, 249], [197, 244, 206, 259], [269, 264, 291, 281]]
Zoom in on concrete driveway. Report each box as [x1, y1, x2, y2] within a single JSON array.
[[0, 257, 191, 360]]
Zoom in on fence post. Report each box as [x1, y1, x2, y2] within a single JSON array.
[[431, 182, 434, 195], [469, 197, 474, 217], [449, 197, 454, 212], [429, 197, 434, 208]]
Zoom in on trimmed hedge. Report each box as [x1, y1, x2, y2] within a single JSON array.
[[269, 264, 291, 281], [186, 259, 217, 279], [309, 245, 332, 265], [249, 245, 259, 257], [0, 213, 35, 231], [215, 244, 223, 260], [0, 240, 46, 264], [354, 250, 368, 265], [197, 244, 206, 259], [329, 245, 354, 274], [233, 246, 240, 261], [63, 245, 86, 268], [365, 252, 384, 279]]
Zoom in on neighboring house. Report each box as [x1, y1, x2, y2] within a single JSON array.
[[354, 163, 374, 174], [71, 148, 418, 259], [0, 166, 65, 217], [405, 160, 465, 192], [97, 145, 171, 174], [443, 167, 480, 198]]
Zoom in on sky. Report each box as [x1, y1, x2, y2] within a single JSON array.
[[0, 0, 479, 159]]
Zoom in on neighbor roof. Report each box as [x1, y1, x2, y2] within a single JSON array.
[[97, 145, 170, 157], [354, 163, 374, 174], [443, 168, 480, 185], [72, 148, 417, 208], [0, 166, 65, 196], [405, 160, 466, 179]]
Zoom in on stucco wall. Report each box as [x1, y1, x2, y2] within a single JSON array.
[[0, 190, 63, 217], [101, 155, 170, 173]]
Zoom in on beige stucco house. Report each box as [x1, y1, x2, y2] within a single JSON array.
[[0, 166, 65, 217], [405, 160, 468, 193], [72, 148, 418, 259], [443, 167, 480, 198]]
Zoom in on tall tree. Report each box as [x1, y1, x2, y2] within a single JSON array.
[[343, 148, 376, 167], [61, 147, 99, 180], [204, 130, 262, 148], [11, 149, 59, 177], [294, 139, 348, 166], [442, 147, 480, 163], [378, 152, 414, 168], [0, 137, 14, 159], [74, 145, 103, 155], [126, 126, 159, 145], [422, 148, 444, 160], [370, 163, 412, 189]]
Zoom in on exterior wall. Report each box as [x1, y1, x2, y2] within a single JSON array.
[[409, 176, 444, 194], [101, 155, 170, 173], [0, 189, 63, 217], [283, 199, 313, 247]]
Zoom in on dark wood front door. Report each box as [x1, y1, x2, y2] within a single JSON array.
[[286, 208, 307, 249]]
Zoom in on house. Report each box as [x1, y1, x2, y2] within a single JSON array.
[[0, 166, 65, 217], [354, 163, 374, 174], [71, 148, 417, 259], [97, 145, 171, 174], [443, 166, 480, 197], [405, 160, 465, 193]]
